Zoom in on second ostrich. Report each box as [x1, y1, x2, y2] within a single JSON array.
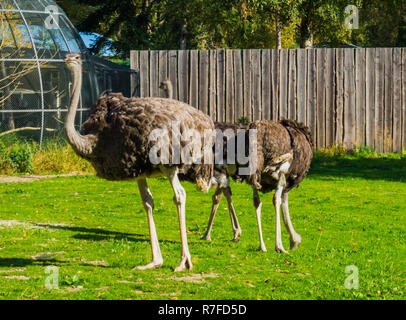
[[202, 119, 313, 253], [65, 54, 215, 272]]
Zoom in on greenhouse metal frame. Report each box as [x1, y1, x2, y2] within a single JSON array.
[[0, 0, 136, 145]]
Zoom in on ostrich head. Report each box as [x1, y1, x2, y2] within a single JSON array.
[[159, 80, 173, 99], [65, 53, 82, 71]]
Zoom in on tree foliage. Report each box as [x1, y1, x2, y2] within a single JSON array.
[[57, 0, 406, 58]]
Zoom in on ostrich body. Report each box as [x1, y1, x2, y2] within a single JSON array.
[[65, 54, 214, 271], [201, 119, 313, 253]]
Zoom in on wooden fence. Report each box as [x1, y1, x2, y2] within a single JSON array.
[[130, 48, 406, 153]]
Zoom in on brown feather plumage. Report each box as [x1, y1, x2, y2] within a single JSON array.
[[80, 92, 214, 187]]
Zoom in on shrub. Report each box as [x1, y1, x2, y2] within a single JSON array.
[[6, 143, 34, 173]]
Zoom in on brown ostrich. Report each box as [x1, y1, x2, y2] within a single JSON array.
[[201, 119, 313, 253], [65, 53, 214, 272], [159, 80, 242, 241]]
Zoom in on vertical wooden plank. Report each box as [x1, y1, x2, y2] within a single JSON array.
[[217, 50, 226, 122], [403, 49, 406, 152], [226, 50, 235, 122], [139, 50, 149, 98], [279, 49, 288, 119], [158, 51, 168, 97], [374, 48, 384, 153], [316, 48, 326, 149], [178, 50, 189, 103], [271, 49, 279, 120], [130, 50, 139, 97], [261, 49, 271, 120], [199, 50, 209, 114], [392, 48, 401, 153], [343, 48, 356, 149], [150, 50, 159, 97], [307, 49, 317, 147], [365, 48, 375, 149], [234, 50, 243, 122], [325, 49, 335, 147], [168, 50, 178, 100], [355, 48, 366, 147], [296, 49, 307, 124], [189, 50, 199, 108], [288, 49, 297, 120], [251, 49, 262, 121], [335, 48, 344, 145], [384, 48, 393, 153], [243, 50, 252, 121], [209, 50, 217, 121]]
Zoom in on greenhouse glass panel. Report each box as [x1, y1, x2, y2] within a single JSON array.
[[0, 11, 36, 59], [24, 12, 65, 59], [14, 0, 38, 11]]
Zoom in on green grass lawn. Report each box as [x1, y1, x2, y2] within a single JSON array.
[[0, 156, 405, 300]]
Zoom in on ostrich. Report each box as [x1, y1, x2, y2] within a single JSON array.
[[159, 80, 242, 241], [64, 53, 215, 272], [201, 119, 313, 253]]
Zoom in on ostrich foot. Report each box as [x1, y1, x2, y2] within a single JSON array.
[[174, 255, 193, 272], [275, 244, 289, 254], [232, 229, 242, 242], [133, 259, 163, 271], [257, 244, 267, 252], [200, 233, 211, 241], [290, 233, 302, 250]]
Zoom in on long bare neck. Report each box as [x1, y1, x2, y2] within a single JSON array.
[[166, 81, 173, 99], [65, 64, 96, 157]]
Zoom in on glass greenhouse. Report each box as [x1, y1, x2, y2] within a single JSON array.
[[0, 0, 137, 144]]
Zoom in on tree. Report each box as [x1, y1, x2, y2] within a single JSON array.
[[57, 0, 406, 56]]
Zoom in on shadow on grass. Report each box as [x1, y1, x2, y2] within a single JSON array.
[[0, 257, 114, 268], [309, 156, 406, 182], [31, 223, 178, 244], [0, 258, 66, 268]]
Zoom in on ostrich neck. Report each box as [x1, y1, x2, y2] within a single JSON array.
[[65, 66, 96, 157], [167, 82, 173, 99]]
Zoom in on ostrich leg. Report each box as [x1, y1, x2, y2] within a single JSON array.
[[201, 186, 241, 242], [281, 192, 302, 250], [134, 179, 163, 270], [223, 187, 242, 242], [167, 169, 193, 272], [201, 187, 222, 241], [253, 186, 267, 252], [273, 176, 288, 254]]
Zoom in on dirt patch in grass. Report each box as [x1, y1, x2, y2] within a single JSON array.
[[0, 220, 70, 231], [4, 275, 30, 280], [0, 268, 26, 273], [32, 252, 65, 261], [160, 273, 219, 283], [0, 220, 27, 228], [0, 173, 88, 183]]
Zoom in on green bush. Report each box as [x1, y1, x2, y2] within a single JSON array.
[[6, 143, 34, 173]]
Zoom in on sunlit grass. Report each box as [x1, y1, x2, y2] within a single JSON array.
[[0, 155, 405, 300]]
